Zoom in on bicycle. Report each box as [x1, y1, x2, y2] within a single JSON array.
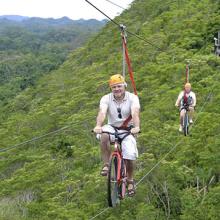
[[182, 103, 190, 136], [101, 130, 130, 207]]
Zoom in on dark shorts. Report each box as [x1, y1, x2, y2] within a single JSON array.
[[179, 106, 195, 112]]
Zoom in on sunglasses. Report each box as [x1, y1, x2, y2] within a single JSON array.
[[117, 108, 122, 119]]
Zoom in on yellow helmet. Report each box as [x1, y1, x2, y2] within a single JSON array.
[[109, 74, 125, 87], [185, 82, 191, 89]]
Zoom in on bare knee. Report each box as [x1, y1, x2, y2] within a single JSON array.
[[180, 110, 185, 117], [190, 108, 194, 113], [100, 133, 110, 146]]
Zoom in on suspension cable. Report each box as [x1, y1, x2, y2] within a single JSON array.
[[89, 207, 109, 220], [85, 0, 162, 50], [0, 119, 91, 153], [104, 0, 126, 10]]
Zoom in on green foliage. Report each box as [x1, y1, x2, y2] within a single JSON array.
[[0, 17, 105, 107], [0, 0, 220, 219]]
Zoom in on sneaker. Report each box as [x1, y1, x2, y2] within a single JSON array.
[[179, 125, 183, 132], [189, 119, 193, 124]]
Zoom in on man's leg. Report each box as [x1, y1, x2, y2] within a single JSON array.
[[125, 159, 135, 181], [121, 135, 138, 196], [189, 107, 194, 123], [99, 125, 115, 176], [179, 109, 185, 131], [100, 133, 111, 165]]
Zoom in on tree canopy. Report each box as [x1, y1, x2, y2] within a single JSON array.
[[0, 0, 219, 219]]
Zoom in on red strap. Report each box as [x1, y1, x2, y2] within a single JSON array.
[[186, 64, 189, 83], [119, 37, 138, 129], [122, 37, 137, 95], [119, 115, 132, 129], [183, 91, 188, 104]]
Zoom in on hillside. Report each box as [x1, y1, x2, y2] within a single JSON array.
[[0, 0, 220, 219], [0, 15, 29, 21], [0, 16, 106, 107]]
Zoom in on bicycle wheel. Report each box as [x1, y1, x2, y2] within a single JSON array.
[[107, 155, 119, 207], [183, 112, 189, 136], [119, 159, 127, 199]]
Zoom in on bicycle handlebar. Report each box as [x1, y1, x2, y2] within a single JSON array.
[[177, 103, 192, 111], [91, 130, 140, 135], [102, 131, 130, 136]]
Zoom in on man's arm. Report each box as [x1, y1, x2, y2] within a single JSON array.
[[131, 107, 140, 134], [94, 95, 108, 133], [131, 95, 140, 134], [175, 92, 182, 107], [96, 107, 107, 127], [192, 93, 196, 107]]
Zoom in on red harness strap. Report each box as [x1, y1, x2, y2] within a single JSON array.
[[119, 37, 138, 129], [186, 64, 189, 83], [119, 115, 132, 130], [122, 37, 137, 95], [183, 90, 188, 104]]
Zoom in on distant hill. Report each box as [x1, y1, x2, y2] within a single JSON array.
[[0, 15, 106, 105], [0, 15, 106, 26], [0, 15, 29, 22]]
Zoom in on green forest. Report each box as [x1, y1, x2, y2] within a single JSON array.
[[0, 16, 105, 107], [0, 0, 220, 219]]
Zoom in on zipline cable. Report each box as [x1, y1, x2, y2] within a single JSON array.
[[0, 119, 92, 153], [89, 207, 110, 220], [85, 0, 162, 50], [85, 0, 119, 26], [185, 60, 190, 83], [104, 0, 126, 10], [135, 141, 182, 187], [0, 126, 69, 153]]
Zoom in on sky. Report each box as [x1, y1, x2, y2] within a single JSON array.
[[0, 0, 134, 20]]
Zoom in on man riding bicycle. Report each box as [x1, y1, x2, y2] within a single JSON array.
[[93, 74, 140, 197], [175, 83, 196, 132]]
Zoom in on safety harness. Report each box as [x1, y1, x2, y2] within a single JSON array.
[[119, 25, 138, 129]]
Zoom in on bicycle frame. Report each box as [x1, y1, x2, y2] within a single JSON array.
[[103, 130, 129, 206], [182, 104, 189, 136], [111, 142, 123, 183]]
